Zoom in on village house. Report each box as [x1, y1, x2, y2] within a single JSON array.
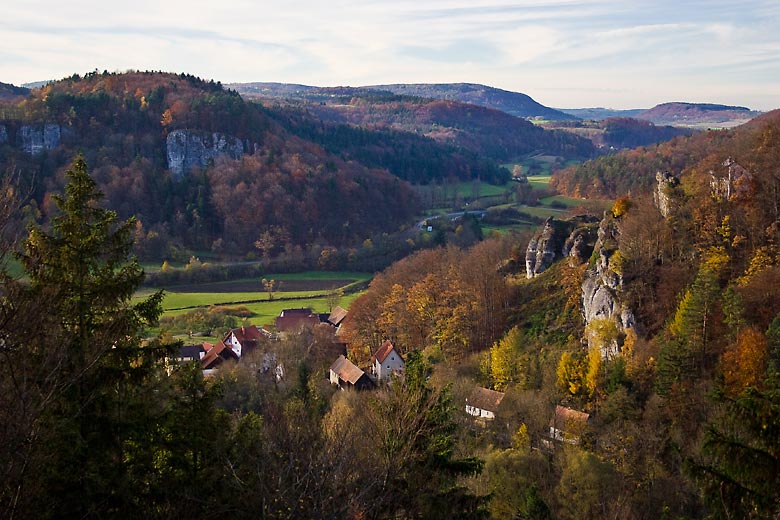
[[200, 340, 238, 371], [372, 340, 405, 382], [548, 405, 590, 444], [465, 387, 505, 421], [223, 324, 263, 358], [275, 308, 322, 334], [329, 355, 374, 391]]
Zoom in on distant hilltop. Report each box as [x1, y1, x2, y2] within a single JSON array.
[[362, 83, 577, 121], [228, 81, 578, 121], [634, 102, 762, 128], [0, 81, 30, 102]]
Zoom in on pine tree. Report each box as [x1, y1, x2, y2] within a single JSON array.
[[10, 155, 168, 517]]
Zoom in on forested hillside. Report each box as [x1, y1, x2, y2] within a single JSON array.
[[337, 106, 780, 518], [552, 109, 780, 198], [0, 71, 420, 258]]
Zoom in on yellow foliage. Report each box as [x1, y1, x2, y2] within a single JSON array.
[[512, 423, 530, 451], [585, 348, 602, 397], [738, 246, 775, 286], [701, 246, 730, 275], [611, 196, 633, 218], [557, 351, 586, 397], [722, 327, 768, 396], [490, 327, 521, 391]]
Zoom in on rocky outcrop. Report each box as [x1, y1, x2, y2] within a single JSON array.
[[563, 224, 598, 266], [525, 216, 599, 278], [581, 216, 636, 358], [710, 157, 753, 202], [526, 218, 557, 278], [654, 171, 678, 218], [17, 123, 61, 154], [166, 129, 245, 179]]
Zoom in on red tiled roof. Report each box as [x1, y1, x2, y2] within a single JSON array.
[[374, 340, 398, 364], [200, 340, 237, 369], [276, 309, 321, 332], [226, 325, 263, 345]]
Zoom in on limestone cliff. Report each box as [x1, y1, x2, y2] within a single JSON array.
[[166, 129, 245, 179], [525, 215, 598, 278], [16, 123, 61, 155], [581, 216, 636, 358], [525, 218, 557, 278], [654, 171, 678, 218]]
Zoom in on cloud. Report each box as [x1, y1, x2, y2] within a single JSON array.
[[1, 0, 778, 109]]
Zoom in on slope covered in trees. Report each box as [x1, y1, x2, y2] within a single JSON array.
[[0, 71, 419, 258], [258, 88, 597, 164], [552, 109, 780, 199], [0, 158, 486, 518], [340, 106, 780, 517], [231, 81, 577, 121]]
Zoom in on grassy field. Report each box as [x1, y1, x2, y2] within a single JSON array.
[[137, 271, 370, 333]]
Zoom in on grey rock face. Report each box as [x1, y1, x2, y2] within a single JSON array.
[[166, 129, 245, 179], [654, 171, 678, 218], [525, 218, 557, 278], [17, 123, 61, 155], [581, 217, 636, 358]]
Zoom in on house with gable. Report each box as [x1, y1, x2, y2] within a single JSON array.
[[200, 340, 239, 371], [329, 355, 374, 390], [223, 325, 263, 358], [548, 405, 590, 444], [465, 387, 506, 421], [372, 340, 405, 382]]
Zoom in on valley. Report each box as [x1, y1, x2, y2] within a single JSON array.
[[0, 70, 778, 519]]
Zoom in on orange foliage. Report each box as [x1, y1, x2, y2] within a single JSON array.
[[721, 327, 768, 396]]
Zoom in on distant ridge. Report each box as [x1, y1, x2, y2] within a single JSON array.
[[636, 102, 762, 128], [0, 81, 30, 101], [364, 83, 577, 121], [229, 81, 577, 121], [557, 107, 645, 120]]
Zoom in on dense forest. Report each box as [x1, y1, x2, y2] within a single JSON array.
[[552, 109, 780, 198], [3, 71, 547, 260]]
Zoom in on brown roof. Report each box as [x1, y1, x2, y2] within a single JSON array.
[[374, 340, 399, 364], [328, 306, 348, 326], [550, 405, 589, 428], [226, 325, 263, 346], [329, 355, 366, 385], [200, 341, 237, 369], [466, 387, 505, 413], [276, 308, 321, 332]]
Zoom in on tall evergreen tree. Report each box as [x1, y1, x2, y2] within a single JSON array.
[[2, 155, 168, 518]]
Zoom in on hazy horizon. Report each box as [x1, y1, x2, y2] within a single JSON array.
[[3, 0, 779, 111]]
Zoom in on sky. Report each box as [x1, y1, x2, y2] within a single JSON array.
[[2, 0, 779, 110]]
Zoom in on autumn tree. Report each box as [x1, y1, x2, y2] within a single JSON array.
[[721, 327, 768, 397]]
